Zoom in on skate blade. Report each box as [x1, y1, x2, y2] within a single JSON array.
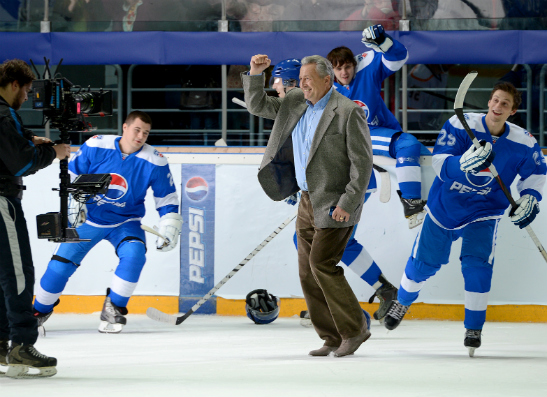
[[98, 321, 123, 334], [299, 318, 313, 328], [467, 347, 476, 357], [38, 325, 46, 338], [6, 364, 57, 378], [407, 211, 426, 229]]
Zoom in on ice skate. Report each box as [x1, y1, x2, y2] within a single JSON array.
[[384, 300, 409, 330], [368, 275, 398, 322], [299, 310, 312, 328], [33, 299, 60, 338], [464, 329, 482, 357], [397, 190, 426, 229], [5, 343, 57, 378], [0, 339, 8, 376], [98, 293, 128, 334]]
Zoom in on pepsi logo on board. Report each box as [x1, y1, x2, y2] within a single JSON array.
[[185, 177, 208, 201]]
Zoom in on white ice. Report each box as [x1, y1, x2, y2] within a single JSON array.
[[1, 314, 546, 397]]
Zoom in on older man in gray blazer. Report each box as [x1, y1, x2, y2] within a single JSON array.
[[242, 54, 373, 357]]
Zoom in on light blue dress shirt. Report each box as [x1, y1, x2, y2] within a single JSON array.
[[292, 87, 334, 191]]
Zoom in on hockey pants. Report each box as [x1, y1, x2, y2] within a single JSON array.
[[397, 214, 499, 330]]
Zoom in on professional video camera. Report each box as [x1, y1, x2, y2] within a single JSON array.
[[31, 58, 113, 243], [31, 58, 112, 131]]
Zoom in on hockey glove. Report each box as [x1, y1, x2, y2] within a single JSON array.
[[362, 24, 393, 53], [67, 194, 87, 228], [156, 213, 183, 252], [284, 192, 300, 206], [510, 194, 539, 229], [459, 140, 495, 173]]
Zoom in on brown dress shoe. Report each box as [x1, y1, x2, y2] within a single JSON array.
[[333, 329, 371, 357], [308, 345, 338, 356]]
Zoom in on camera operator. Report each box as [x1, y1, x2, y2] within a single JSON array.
[[0, 59, 70, 378]]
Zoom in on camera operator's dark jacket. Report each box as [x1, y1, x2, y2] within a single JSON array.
[[0, 95, 56, 198]]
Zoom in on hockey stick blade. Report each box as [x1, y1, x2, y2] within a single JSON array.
[[146, 307, 179, 325], [373, 164, 391, 203], [146, 210, 298, 325], [455, 72, 547, 263], [232, 97, 247, 108]]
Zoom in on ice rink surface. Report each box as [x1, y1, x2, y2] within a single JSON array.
[[1, 314, 545, 397]]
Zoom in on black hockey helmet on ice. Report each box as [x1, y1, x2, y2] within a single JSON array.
[[245, 289, 280, 324]]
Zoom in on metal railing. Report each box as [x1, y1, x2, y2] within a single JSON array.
[[395, 65, 534, 140], [126, 64, 262, 146]]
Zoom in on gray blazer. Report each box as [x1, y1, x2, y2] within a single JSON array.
[[242, 73, 373, 228]]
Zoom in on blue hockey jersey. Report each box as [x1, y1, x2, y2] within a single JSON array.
[[428, 113, 546, 229], [333, 38, 408, 133], [69, 135, 179, 226]]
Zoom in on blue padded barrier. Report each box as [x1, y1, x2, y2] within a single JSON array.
[[0, 30, 544, 65]]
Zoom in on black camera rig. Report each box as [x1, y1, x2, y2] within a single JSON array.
[[31, 58, 113, 243]]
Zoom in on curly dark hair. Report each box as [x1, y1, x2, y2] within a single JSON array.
[[0, 59, 35, 88]]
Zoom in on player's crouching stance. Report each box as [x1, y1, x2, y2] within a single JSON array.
[[383, 82, 546, 357], [32, 111, 183, 334]]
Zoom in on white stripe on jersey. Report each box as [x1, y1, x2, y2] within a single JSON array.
[[506, 125, 537, 148], [432, 153, 452, 179], [155, 191, 179, 209], [355, 51, 374, 74], [382, 52, 409, 72], [425, 205, 502, 231], [464, 291, 489, 311], [68, 170, 78, 182], [517, 174, 546, 196], [371, 136, 392, 143], [85, 135, 118, 149], [448, 113, 487, 133], [372, 144, 390, 151], [136, 144, 169, 167], [86, 217, 143, 228]]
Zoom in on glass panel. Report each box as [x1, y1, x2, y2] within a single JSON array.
[[2, 1, 546, 33]]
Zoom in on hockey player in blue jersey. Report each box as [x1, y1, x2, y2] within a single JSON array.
[[384, 82, 546, 356], [33, 111, 183, 333], [271, 57, 398, 325], [270, 58, 301, 98], [327, 24, 427, 229]]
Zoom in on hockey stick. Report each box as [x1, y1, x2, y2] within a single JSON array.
[[455, 72, 547, 263], [372, 164, 391, 203], [232, 97, 247, 108], [146, 210, 298, 325], [140, 224, 166, 240]]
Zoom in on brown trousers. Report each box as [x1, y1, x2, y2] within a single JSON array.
[[296, 192, 366, 347]]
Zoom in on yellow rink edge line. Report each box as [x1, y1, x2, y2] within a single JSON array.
[[41, 296, 547, 323]]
